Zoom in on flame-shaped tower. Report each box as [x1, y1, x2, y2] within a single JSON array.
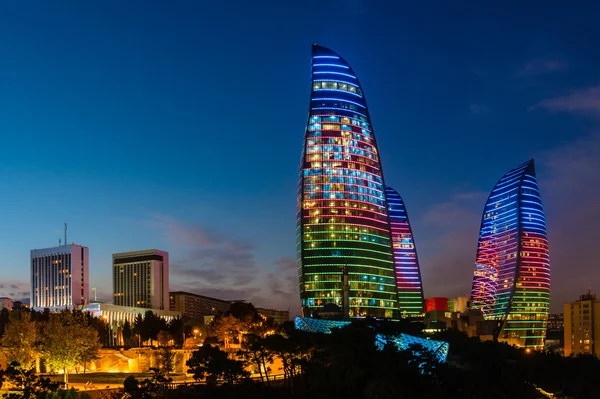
[[470, 160, 550, 349], [297, 44, 398, 318]]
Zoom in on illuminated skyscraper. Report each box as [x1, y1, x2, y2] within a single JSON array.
[[31, 244, 89, 310], [470, 160, 550, 349], [386, 186, 425, 315], [297, 44, 397, 318], [113, 249, 169, 310]]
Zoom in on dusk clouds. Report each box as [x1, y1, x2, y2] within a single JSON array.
[[536, 85, 600, 116]]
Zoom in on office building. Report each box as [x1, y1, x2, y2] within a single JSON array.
[[564, 291, 600, 357], [470, 160, 550, 349], [169, 291, 230, 321], [297, 44, 399, 318], [386, 186, 425, 315], [113, 249, 169, 310], [31, 244, 89, 310], [256, 307, 290, 324]]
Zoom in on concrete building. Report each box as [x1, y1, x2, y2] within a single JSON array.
[[113, 249, 169, 310], [169, 291, 230, 321], [256, 307, 290, 325], [31, 244, 89, 310], [448, 296, 469, 313], [564, 291, 600, 357]]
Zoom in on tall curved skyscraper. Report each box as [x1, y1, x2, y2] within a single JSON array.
[[470, 160, 550, 349], [386, 186, 425, 315], [297, 44, 398, 319]]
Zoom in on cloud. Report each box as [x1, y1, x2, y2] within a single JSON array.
[[517, 59, 568, 77], [151, 215, 259, 288], [535, 85, 600, 117], [418, 192, 487, 298], [0, 280, 29, 301], [266, 258, 298, 297], [147, 214, 299, 310]]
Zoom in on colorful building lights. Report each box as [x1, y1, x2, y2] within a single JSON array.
[[386, 186, 425, 315], [297, 45, 425, 319], [470, 160, 550, 349], [297, 45, 398, 318]]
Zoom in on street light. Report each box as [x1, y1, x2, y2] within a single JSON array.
[[193, 329, 199, 339]]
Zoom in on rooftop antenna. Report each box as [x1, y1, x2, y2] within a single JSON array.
[[64, 223, 68, 246], [59, 238, 62, 246]]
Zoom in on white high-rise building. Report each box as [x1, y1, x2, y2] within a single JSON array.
[[31, 244, 89, 310], [112, 249, 169, 310]]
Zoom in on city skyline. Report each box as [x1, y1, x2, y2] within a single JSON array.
[[1, 2, 600, 315]]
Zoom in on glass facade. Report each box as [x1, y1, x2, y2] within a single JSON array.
[[294, 317, 449, 363], [386, 186, 425, 315], [470, 160, 550, 349], [297, 44, 397, 318]]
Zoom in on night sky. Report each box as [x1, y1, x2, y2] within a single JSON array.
[[1, 1, 599, 315]]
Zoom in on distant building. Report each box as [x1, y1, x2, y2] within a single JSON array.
[[448, 296, 469, 313], [113, 249, 169, 310], [0, 297, 13, 310], [257, 307, 290, 324], [564, 291, 600, 357], [84, 302, 181, 346], [169, 291, 230, 321], [548, 313, 564, 331], [31, 244, 89, 310], [425, 297, 448, 313]]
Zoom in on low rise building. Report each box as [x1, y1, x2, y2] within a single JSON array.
[[169, 291, 231, 321]]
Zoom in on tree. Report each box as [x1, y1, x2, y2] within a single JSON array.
[[40, 311, 101, 386], [240, 333, 273, 384], [122, 319, 133, 347], [157, 331, 175, 375], [1, 311, 40, 372], [123, 368, 172, 399], [187, 344, 249, 385], [1, 361, 60, 399], [167, 317, 184, 347], [212, 314, 245, 348]]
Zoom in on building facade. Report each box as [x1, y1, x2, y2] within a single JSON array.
[[448, 296, 470, 313], [256, 307, 290, 325], [470, 160, 550, 349], [31, 244, 89, 310], [297, 44, 399, 319], [169, 291, 230, 321], [385, 186, 425, 316], [113, 249, 169, 310], [564, 292, 600, 357]]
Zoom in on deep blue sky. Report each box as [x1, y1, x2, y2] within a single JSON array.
[[1, 1, 600, 314]]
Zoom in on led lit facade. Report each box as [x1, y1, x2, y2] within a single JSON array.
[[31, 244, 89, 310], [470, 160, 550, 349], [386, 186, 425, 315], [294, 317, 449, 362], [297, 44, 397, 318]]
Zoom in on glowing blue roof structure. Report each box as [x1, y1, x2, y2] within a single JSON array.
[[294, 317, 449, 363]]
